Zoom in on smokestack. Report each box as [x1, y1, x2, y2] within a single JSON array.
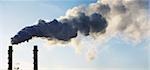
[[33, 45, 38, 70], [8, 46, 13, 70]]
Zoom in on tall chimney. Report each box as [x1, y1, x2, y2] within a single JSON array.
[[33, 45, 38, 70], [8, 46, 13, 70]]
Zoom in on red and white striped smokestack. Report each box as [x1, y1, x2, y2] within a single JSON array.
[[8, 46, 13, 70], [33, 45, 38, 70]]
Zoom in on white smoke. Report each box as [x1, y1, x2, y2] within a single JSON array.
[[56, 0, 149, 61], [95, 0, 149, 42]]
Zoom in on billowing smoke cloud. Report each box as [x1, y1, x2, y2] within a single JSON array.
[[11, 0, 149, 61], [97, 0, 149, 43], [11, 13, 107, 44], [61, 0, 149, 61], [12, 0, 149, 44]]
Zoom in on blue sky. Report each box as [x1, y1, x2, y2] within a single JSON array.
[[0, 0, 149, 70]]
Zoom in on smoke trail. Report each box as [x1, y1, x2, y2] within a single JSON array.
[[11, 13, 107, 44]]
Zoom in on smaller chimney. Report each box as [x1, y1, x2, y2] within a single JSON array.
[[33, 45, 38, 70], [8, 46, 13, 70]]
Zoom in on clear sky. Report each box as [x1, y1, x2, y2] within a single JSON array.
[[0, 0, 149, 70]]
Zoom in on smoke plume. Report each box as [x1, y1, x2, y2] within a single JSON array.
[[11, 0, 149, 60], [11, 13, 107, 44], [11, 0, 149, 44]]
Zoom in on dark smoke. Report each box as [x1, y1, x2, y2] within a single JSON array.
[[11, 13, 107, 44]]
